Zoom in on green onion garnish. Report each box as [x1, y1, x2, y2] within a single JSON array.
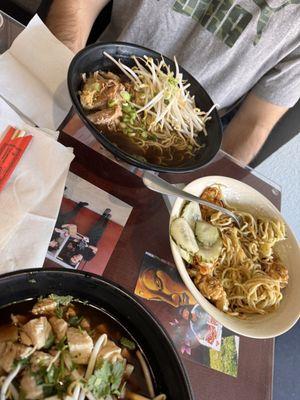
[[91, 83, 100, 91], [108, 99, 118, 107], [121, 91, 131, 101]]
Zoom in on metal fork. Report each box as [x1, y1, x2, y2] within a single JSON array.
[[142, 170, 243, 228]]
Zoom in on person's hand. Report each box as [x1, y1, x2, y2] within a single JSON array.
[[222, 93, 288, 164]]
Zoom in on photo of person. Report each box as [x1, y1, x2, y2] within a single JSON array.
[[44, 172, 132, 275], [169, 304, 223, 356], [134, 262, 196, 307], [48, 201, 89, 257], [134, 252, 239, 377], [55, 206, 112, 267]]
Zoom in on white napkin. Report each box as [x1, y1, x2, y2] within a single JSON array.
[[0, 14, 74, 130], [0, 98, 74, 273]]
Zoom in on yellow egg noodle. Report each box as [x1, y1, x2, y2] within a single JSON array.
[[188, 186, 288, 318]]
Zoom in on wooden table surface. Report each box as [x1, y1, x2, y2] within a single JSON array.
[[58, 124, 280, 400]]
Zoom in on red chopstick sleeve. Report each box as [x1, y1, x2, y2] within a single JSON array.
[[0, 133, 33, 191]]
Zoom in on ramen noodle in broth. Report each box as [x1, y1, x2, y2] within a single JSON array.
[[79, 54, 216, 167]]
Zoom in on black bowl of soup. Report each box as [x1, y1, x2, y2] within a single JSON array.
[[68, 42, 222, 173], [0, 268, 193, 400]]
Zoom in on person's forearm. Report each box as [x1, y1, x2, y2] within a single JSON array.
[[222, 116, 272, 164], [222, 93, 287, 164], [46, 0, 109, 53]]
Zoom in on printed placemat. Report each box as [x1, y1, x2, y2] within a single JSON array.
[[135, 252, 239, 377]]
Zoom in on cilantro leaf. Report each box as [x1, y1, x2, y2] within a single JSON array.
[[111, 361, 126, 393], [55, 306, 64, 319], [43, 384, 55, 397], [120, 337, 136, 351], [88, 360, 111, 397], [49, 294, 73, 306], [57, 336, 68, 351], [33, 356, 71, 397], [68, 316, 83, 327], [13, 357, 30, 368], [43, 333, 55, 350], [87, 360, 126, 398]]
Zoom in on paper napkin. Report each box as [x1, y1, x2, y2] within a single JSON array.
[[0, 14, 74, 130], [0, 98, 74, 273]]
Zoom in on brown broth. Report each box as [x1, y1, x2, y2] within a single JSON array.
[[0, 298, 153, 397], [98, 125, 198, 167]]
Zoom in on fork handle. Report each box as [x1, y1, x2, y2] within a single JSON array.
[[142, 171, 239, 224]]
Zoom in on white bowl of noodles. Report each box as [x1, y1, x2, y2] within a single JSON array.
[[169, 176, 300, 338]]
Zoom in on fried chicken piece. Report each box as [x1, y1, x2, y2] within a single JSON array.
[[200, 186, 224, 221], [193, 255, 214, 276], [264, 261, 289, 288], [189, 269, 202, 287], [188, 258, 215, 294], [198, 276, 224, 300], [215, 296, 229, 312], [198, 276, 229, 312]]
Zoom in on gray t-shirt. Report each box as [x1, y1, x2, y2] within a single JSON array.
[[100, 0, 300, 111]]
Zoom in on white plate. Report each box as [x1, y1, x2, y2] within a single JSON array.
[[170, 176, 300, 338]]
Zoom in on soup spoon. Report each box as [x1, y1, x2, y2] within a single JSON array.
[[142, 171, 243, 228]]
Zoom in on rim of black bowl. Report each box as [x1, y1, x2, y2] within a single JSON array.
[[0, 268, 194, 399], [68, 41, 222, 173]]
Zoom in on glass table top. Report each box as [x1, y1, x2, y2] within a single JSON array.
[[0, 10, 24, 54], [0, 10, 282, 400]]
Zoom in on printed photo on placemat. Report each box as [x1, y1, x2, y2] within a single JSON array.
[[44, 172, 132, 275], [134, 252, 239, 377]]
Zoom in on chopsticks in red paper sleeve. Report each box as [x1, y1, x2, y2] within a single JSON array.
[[0, 126, 33, 191]]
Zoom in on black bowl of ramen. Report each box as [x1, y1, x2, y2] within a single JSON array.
[[68, 42, 222, 173], [0, 268, 193, 399]]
